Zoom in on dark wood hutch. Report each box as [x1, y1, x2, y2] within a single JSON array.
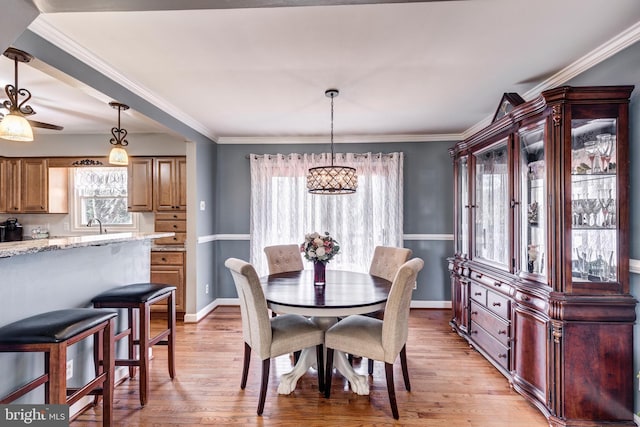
[[448, 85, 636, 426]]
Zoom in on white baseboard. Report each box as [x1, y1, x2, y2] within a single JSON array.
[[184, 298, 451, 322]]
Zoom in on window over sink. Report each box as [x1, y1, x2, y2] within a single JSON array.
[[71, 167, 138, 233]]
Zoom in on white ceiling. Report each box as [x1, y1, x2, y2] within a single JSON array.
[[5, 0, 640, 142]]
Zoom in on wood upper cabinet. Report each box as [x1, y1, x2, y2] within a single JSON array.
[[127, 157, 154, 212], [154, 157, 186, 211], [4, 158, 22, 213], [448, 86, 636, 427], [21, 158, 48, 213]]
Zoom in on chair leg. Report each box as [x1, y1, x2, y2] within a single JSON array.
[[315, 344, 324, 392], [241, 342, 251, 389], [400, 344, 410, 391], [324, 348, 334, 398], [368, 358, 374, 375], [257, 358, 270, 415], [93, 328, 104, 406], [384, 362, 399, 420]]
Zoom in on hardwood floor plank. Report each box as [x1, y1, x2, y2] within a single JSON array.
[[74, 307, 548, 426]]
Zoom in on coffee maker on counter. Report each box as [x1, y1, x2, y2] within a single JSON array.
[[0, 218, 24, 242]]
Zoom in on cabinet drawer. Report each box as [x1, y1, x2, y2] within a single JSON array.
[[470, 282, 487, 305], [487, 290, 510, 319], [470, 301, 510, 346], [155, 220, 186, 232], [155, 212, 187, 221], [471, 321, 509, 370], [151, 251, 184, 265], [154, 232, 186, 245]]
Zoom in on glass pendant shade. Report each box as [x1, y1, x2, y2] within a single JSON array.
[[0, 112, 33, 141], [109, 145, 129, 165], [307, 165, 357, 194]]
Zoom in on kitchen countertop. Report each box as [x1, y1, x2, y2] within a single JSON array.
[[0, 232, 174, 258]]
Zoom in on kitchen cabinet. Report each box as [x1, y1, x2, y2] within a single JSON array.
[[154, 157, 186, 211], [0, 159, 6, 213], [448, 86, 635, 427], [150, 250, 185, 314], [1, 158, 67, 214], [127, 157, 153, 212], [153, 212, 186, 245]]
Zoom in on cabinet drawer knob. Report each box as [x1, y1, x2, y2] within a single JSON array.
[[474, 292, 482, 296], [471, 311, 478, 316], [522, 295, 531, 301], [492, 302, 501, 307], [161, 257, 167, 262], [493, 281, 501, 287], [471, 330, 478, 335], [498, 353, 507, 359], [498, 330, 507, 335], [173, 225, 177, 228]]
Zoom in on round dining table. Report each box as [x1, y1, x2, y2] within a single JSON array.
[[261, 269, 392, 395]]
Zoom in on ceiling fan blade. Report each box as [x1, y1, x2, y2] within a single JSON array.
[[27, 119, 64, 131]]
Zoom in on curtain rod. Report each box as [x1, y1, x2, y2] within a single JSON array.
[[245, 152, 403, 160]]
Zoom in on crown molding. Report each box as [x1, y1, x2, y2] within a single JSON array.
[[463, 21, 640, 140], [217, 133, 462, 144], [28, 17, 217, 141]]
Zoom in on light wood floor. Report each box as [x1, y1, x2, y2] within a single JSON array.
[[74, 307, 549, 426]]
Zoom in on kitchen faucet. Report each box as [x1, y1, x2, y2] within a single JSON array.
[[87, 218, 104, 234]]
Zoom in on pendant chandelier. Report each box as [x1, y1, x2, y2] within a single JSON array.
[[0, 48, 34, 141], [108, 101, 130, 165], [306, 89, 357, 194]]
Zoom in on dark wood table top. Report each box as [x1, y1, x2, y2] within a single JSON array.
[[261, 269, 391, 317]]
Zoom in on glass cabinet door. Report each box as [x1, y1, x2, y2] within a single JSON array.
[[519, 122, 547, 280], [473, 139, 509, 269], [570, 117, 618, 284], [456, 156, 469, 257]]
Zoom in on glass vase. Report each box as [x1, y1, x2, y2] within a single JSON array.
[[313, 261, 326, 286]]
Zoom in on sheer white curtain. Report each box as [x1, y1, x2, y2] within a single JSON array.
[[250, 152, 403, 276]]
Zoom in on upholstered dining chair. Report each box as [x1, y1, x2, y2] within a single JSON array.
[[357, 246, 413, 374], [224, 257, 325, 415], [324, 257, 424, 420], [264, 244, 304, 275]]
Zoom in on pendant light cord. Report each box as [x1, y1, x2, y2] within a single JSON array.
[[330, 92, 335, 167]]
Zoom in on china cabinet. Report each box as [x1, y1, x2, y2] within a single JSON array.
[[449, 86, 635, 427]]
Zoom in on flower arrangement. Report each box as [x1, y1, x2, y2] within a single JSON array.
[[300, 231, 340, 264]]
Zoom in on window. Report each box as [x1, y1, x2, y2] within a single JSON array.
[[249, 152, 404, 276], [71, 167, 137, 232]]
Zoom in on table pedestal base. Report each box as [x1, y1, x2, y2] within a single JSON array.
[[276, 317, 369, 395]]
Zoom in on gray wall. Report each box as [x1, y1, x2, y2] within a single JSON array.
[[214, 141, 455, 300]]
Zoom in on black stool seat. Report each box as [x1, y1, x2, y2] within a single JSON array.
[[0, 309, 117, 344], [92, 283, 176, 304], [92, 282, 176, 407], [0, 308, 117, 426]]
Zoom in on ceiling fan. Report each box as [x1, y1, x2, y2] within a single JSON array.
[[0, 47, 63, 141]]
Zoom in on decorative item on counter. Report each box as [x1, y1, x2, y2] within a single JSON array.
[[300, 231, 340, 286]]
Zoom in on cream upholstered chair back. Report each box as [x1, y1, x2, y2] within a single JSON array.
[[381, 257, 424, 362], [264, 244, 304, 275], [369, 246, 413, 282], [224, 258, 272, 359]]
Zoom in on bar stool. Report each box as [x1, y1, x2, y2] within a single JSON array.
[[91, 283, 176, 406], [0, 308, 117, 427]]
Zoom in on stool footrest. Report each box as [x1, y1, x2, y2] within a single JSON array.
[[115, 359, 139, 367], [0, 374, 49, 404], [148, 330, 171, 347], [114, 329, 132, 341], [66, 372, 108, 407]]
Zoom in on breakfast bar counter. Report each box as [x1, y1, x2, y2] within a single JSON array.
[[0, 231, 173, 404]]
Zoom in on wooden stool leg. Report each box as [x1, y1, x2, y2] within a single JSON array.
[[128, 307, 137, 378], [102, 318, 116, 427], [48, 343, 67, 404], [139, 303, 150, 406], [93, 328, 104, 406], [168, 291, 176, 379]]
